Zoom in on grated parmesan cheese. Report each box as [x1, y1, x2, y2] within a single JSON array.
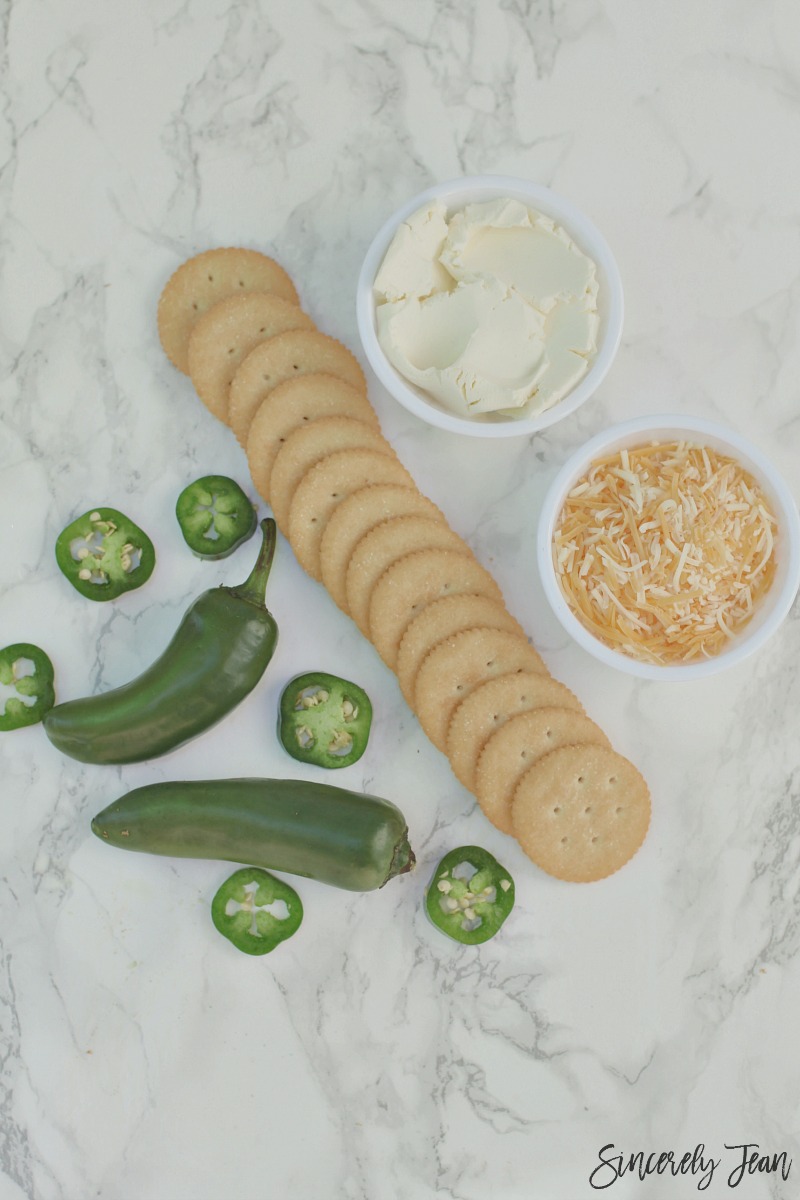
[[553, 441, 778, 665]]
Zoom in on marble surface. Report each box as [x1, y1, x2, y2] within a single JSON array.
[[2, 1, 800, 1198]]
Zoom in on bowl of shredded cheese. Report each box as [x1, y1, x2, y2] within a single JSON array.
[[538, 415, 800, 680]]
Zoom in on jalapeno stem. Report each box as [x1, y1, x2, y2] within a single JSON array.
[[384, 833, 415, 884], [228, 519, 276, 608]]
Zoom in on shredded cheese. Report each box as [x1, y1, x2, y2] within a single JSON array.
[[553, 441, 778, 665]]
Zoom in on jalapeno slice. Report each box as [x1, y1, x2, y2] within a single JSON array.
[[425, 846, 515, 945], [211, 867, 303, 955], [0, 643, 56, 731], [55, 507, 155, 600], [176, 475, 257, 560], [278, 672, 373, 769]]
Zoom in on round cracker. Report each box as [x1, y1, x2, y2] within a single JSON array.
[[413, 628, 548, 752], [397, 595, 527, 710], [475, 708, 610, 834], [187, 293, 314, 424], [286, 449, 415, 582], [246, 374, 379, 503], [511, 744, 651, 883], [320, 485, 445, 613], [346, 517, 469, 638], [228, 329, 367, 446], [268, 417, 394, 533], [367, 550, 506, 671], [446, 671, 584, 794], [158, 248, 300, 374]]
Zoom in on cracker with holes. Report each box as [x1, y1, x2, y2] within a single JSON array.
[[511, 744, 651, 882], [268, 417, 395, 532], [246, 375, 379, 503], [346, 517, 469, 637], [397, 595, 527, 710], [320, 485, 445, 613], [367, 550, 505, 671], [446, 672, 585, 793], [286, 449, 415, 581], [475, 708, 610, 834], [413, 628, 548, 751], [228, 329, 367, 446], [157, 248, 300, 374], [187, 294, 314, 424]]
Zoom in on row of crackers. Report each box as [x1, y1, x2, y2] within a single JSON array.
[[158, 248, 651, 883]]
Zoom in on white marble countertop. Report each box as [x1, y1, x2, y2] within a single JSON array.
[[2, 2, 799, 1198]]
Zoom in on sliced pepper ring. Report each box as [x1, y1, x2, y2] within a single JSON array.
[[425, 845, 515, 945], [0, 643, 56, 731], [55, 506, 155, 600], [277, 672, 373, 769], [211, 866, 303, 955], [176, 474, 257, 560]]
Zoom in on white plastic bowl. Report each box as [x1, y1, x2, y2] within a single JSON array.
[[537, 415, 800, 680], [356, 175, 624, 439]]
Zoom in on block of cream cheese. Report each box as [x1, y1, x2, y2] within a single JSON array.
[[373, 197, 599, 418]]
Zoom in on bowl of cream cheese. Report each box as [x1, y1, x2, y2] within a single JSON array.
[[356, 176, 624, 438]]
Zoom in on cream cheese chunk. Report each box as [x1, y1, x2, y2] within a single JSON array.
[[373, 197, 600, 419], [373, 201, 453, 304]]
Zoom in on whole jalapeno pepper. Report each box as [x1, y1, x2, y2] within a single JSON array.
[[55, 507, 155, 600], [91, 777, 415, 892], [176, 475, 257, 560], [425, 846, 515, 945], [44, 519, 278, 765], [0, 643, 56, 731]]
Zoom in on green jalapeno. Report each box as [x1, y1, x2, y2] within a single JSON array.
[[0, 643, 56, 731], [425, 846, 515, 945], [211, 867, 303, 955], [91, 777, 415, 892], [44, 519, 278, 765], [55, 507, 155, 600], [278, 672, 372, 769], [176, 475, 257, 560]]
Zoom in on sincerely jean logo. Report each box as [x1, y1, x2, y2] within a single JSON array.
[[588, 1143, 792, 1191]]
